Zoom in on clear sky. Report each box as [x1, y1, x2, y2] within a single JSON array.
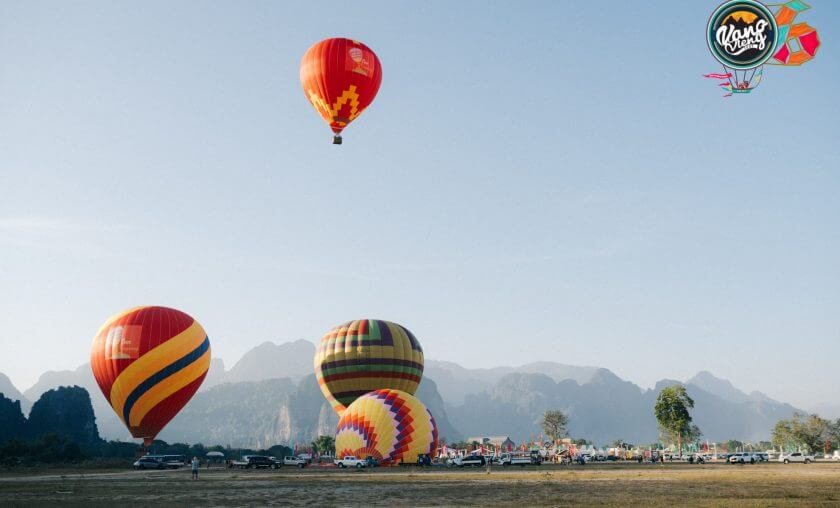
[[1, 1, 838, 409]]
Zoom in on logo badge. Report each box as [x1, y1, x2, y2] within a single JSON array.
[[707, 0, 778, 70]]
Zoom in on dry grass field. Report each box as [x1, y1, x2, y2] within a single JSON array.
[[2, 462, 840, 506]]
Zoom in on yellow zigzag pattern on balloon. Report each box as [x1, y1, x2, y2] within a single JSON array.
[[307, 90, 332, 120], [307, 86, 361, 126]]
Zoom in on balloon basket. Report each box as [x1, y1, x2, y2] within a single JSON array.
[[333, 135, 342, 145]]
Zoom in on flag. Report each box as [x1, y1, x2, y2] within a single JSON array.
[[704, 72, 733, 79]]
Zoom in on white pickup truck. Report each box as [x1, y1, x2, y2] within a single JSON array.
[[283, 456, 308, 468], [780, 452, 815, 464], [334, 455, 366, 468], [499, 453, 535, 467]]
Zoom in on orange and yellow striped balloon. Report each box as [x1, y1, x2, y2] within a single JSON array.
[[90, 306, 211, 445], [335, 389, 438, 465], [314, 319, 424, 414]]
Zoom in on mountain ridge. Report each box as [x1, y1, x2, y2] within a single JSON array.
[[6, 340, 814, 445]]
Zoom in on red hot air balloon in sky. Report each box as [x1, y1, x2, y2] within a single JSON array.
[[300, 37, 382, 144], [90, 306, 211, 446]]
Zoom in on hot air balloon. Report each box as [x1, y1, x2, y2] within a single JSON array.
[[90, 306, 211, 446], [335, 389, 438, 465], [299, 37, 382, 144], [314, 319, 424, 414]]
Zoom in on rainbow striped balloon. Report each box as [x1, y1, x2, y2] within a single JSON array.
[[90, 306, 211, 445], [314, 319, 424, 413], [335, 389, 438, 465]]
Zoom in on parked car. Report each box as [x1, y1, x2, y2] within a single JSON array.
[[499, 453, 535, 467], [282, 456, 307, 468], [729, 453, 756, 464], [780, 452, 814, 464], [452, 454, 486, 467], [755, 453, 769, 462], [334, 455, 367, 468], [230, 455, 281, 469], [133, 457, 166, 470], [160, 455, 187, 468]]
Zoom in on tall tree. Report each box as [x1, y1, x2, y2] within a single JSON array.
[[311, 435, 335, 456], [540, 410, 569, 443], [828, 419, 840, 450], [772, 413, 829, 453], [654, 384, 695, 454], [772, 419, 796, 450]]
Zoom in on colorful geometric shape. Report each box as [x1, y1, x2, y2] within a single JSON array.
[[335, 389, 438, 465], [314, 319, 424, 413]]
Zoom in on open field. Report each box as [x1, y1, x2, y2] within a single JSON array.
[[2, 462, 840, 506]]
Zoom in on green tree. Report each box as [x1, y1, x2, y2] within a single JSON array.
[[725, 439, 744, 452], [611, 439, 634, 448], [828, 419, 840, 450], [772, 419, 796, 450], [772, 413, 829, 453], [654, 385, 695, 454], [311, 435, 335, 456], [540, 410, 569, 442], [685, 424, 703, 444]]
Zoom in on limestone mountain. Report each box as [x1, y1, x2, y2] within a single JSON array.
[[0, 372, 30, 414], [159, 373, 461, 448], [447, 370, 802, 445], [425, 359, 601, 405]]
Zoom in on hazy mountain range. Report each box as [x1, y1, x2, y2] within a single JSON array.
[[0, 340, 813, 446]]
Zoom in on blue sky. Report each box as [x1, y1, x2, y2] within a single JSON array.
[[1, 1, 838, 409]]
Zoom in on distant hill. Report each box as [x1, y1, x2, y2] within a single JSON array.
[[0, 372, 30, 414], [160, 373, 461, 447], [810, 402, 840, 420], [221, 339, 315, 385], [425, 359, 600, 405], [23, 363, 129, 441], [9, 339, 814, 447], [447, 370, 801, 445]]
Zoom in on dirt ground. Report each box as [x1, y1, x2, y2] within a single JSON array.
[[2, 462, 840, 506]]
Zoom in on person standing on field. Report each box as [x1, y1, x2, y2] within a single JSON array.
[[191, 456, 200, 480]]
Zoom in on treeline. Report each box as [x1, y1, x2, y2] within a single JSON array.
[[0, 387, 292, 467], [772, 413, 840, 453]]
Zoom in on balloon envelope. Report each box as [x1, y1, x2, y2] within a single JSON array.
[[335, 389, 438, 465], [314, 319, 424, 413], [300, 37, 382, 139], [90, 306, 211, 445]]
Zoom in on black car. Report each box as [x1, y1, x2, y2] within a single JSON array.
[[133, 457, 166, 470], [245, 455, 281, 469]]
